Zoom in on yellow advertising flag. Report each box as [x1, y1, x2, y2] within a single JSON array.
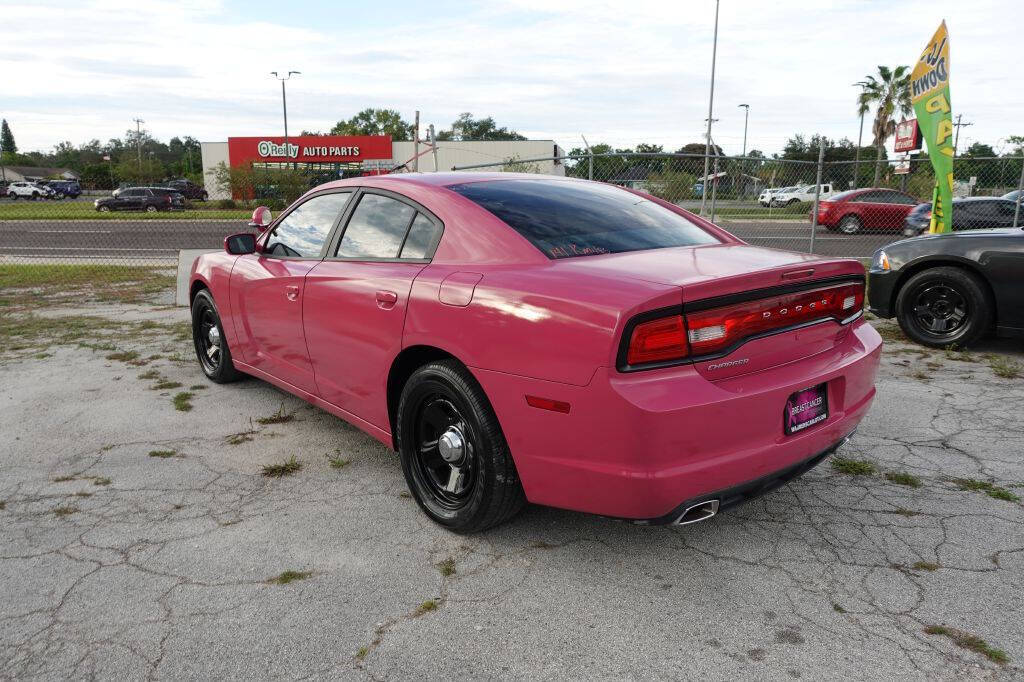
[[910, 21, 953, 234]]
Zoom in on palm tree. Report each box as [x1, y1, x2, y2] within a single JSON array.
[[857, 65, 912, 186]]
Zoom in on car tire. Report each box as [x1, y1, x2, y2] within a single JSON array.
[[145, 205, 158, 213], [397, 359, 526, 533], [98, 205, 111, 212], [191, 290, 243, 383], [787, 198, 799, 206], [838, 215, 862, 234], [9, 194, 16, 201], [32, 193, 40, 201], [895, 266, 992, 348]]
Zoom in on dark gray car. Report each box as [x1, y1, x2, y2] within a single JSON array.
[[902, 197, 1021, 237]]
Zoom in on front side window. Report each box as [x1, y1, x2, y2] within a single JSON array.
[[265, 192, 351, 258], [448, 179, 719, 259], [337, 194, 417, 259]]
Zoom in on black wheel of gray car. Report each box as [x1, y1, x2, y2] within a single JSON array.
[[838, 214, 862, 234], [895, 267, 992, 348], [32, 192, 40, 200], [191, 290, 242, 383], [98, 205, 111, 212], [145, 204, 158, 213], [54, 192, 65, 200], [397, 360, 525, 533]]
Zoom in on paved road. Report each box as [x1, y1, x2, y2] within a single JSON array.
[[0, 218, 903, 260], [1, 302, 1021, 679]]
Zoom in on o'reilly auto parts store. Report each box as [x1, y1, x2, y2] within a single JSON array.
[[200, 135, 564, 200]]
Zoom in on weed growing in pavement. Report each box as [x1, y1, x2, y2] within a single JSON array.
[[924, 625, 1008, 664], [885, 472, 922, 488], [90, 476, 111, 486], [148, 450, 177, 458], [436, 558, 456, 577], [262, 456, 302, 477], [52, 475, 76, 482], [950, 478, 1019, 502], [832, 457, 876, 476], [912, 561, 939, 571], [152, 380, 183, 391], [327, 453, 351, 469], [988, 356, 1021, 379], [54, 505, 78, 517], [172, 391, 194, 411], [256, 404, 295, 425], [137, 369, 161, 380], [105, 350, 140, 362], [414, 599, 440, 616], [266, 570, 313, 585]]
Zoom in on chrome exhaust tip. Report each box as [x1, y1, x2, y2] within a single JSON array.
[[674, 499, 720, 525]]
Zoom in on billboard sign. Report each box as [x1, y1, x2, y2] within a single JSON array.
[[893, 119, 922, 153], [227, 135, 392, 165]]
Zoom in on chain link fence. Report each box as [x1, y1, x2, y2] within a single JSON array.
[[1, 151, 1022, 302]]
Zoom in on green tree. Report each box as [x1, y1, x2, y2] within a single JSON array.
[[857, 65, 912, 186], [330, 108, 412, 140], [436, 113, 526, 141], [1, 119, 16, 155]]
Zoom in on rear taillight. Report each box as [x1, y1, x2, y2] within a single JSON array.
[[625, 314, 688, 366], [684, 282, 864, 357]]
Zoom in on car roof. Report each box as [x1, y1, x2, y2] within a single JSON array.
[[315, 171, 585, 192]]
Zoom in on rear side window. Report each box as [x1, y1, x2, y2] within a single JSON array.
[[449, 180, 719, 259], [265, 191, 351, 258], [400, 213, 442, 259], [337, 194, 417, 259]]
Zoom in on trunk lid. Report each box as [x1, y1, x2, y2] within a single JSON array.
[[561, 244, 865, 380]]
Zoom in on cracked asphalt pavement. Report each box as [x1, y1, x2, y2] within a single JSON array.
[[1, 302, 1022, 680]]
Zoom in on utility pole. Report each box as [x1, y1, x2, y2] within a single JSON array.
[[429, 125, 439, 171], [952, 114, 973, 156], [581, 134, 593, 180], [133, 118, 144, 172], [270, 71, 301, 168], [737, 104, 750, 156], [700, 0, 720, 217], [413, 111, 420, 172], [852, 82, 868, 188]]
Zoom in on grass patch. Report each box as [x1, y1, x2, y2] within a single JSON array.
[[91, 476, 111, 486], [885, 472, 922, 488], [832, 457, 876, 476], [950, 478, 1019, 502], [413, 599, 440, 616], [913, 561, 939, 571], [266, 570, 313, 585], [873, 324, 907, 344], [262, 456, 302, 478], [172, 391, 194, 412], [74, 491, 92, 498], [104, 350, 140, 362], [148, 449, 177, 459], [137, 369, 161, 380], [0, 203, 251, 221], [54, 505, 78, 517], [327, 454, 351, 469], [256, 404, 295, 425], [909, 369, 931, 381], [355, 646, 369, 660], [924, 625, 1008, 664], [189, 384, 207, 390], [943, 345, 977, 363], [988, 356, 1021, 379], [226, 431, 254, 445], [832, 603, 846, 613], [53, 475, 76, 482], [436, 557, 456, 577], [152, 380, 183, 391]]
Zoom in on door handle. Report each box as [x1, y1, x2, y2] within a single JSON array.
[[375, 290, 398, 309], [285, 285, 300, 301]]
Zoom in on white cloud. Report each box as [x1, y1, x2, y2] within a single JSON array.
[[2, 0, 1018, 156]]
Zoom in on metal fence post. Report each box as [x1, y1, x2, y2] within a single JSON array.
[[809, 139, 826, 254], [709, 153, 720, 223], [588, 152, 593, 181], [1015, 158, 1024, 228]]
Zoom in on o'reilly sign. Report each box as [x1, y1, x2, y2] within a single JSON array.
[[257, 140, 362, 160], [257, 140, 299, 158]]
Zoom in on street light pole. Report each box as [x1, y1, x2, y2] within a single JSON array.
[[737, 104, 750, 156], [700, 0, 720, 217], [270, 71, 301, 167], [133, 118, 145, 173], [852, 82, 867, 189]]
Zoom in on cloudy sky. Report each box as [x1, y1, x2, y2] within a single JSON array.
[[2, 0, 1018, 158]]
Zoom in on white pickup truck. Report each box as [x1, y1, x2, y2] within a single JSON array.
[[771, 183, 836, 206]]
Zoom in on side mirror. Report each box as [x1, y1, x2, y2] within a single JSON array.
[[248, 206, 272, 231], [224, 232, 257, 255]]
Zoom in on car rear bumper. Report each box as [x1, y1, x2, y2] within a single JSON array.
[[472, 319, 882, 521]]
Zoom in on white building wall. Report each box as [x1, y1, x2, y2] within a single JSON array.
[[200, 141, 230, 199], [390, 140, 565, 175]]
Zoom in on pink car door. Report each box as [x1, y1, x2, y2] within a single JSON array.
[[303, 190, 443, 430], [230, 191, 353, 392]]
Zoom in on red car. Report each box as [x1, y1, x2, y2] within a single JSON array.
[[814, 188, 921, 234], [190, 174, 881, 532]]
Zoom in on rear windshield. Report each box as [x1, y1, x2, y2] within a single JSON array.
[[448, 179, 719, 259]]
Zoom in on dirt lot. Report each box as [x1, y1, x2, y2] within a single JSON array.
[[1, 274, 1022, 680]]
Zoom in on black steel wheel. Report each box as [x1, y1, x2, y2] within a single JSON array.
[[191, 289, 242, 383], [895, 266, 992, 348], [397, 360, 525, 532]]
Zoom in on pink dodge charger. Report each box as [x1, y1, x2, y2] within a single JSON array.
[[190, 173, 881, 532]]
